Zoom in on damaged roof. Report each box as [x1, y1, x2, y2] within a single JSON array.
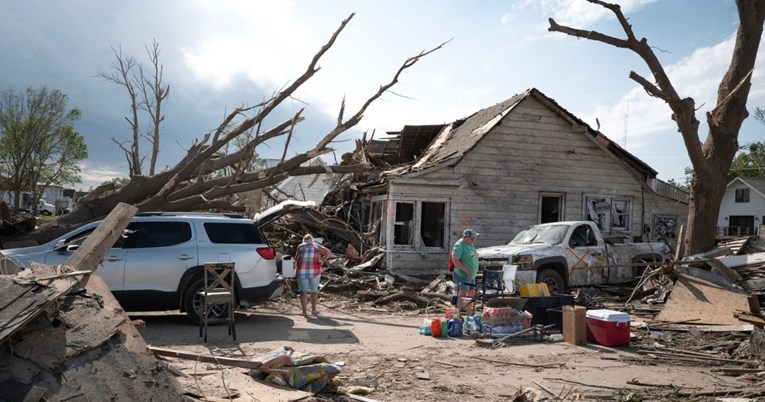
[[379, 88, 658, 179]]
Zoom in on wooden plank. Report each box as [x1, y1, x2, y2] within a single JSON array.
[[657, 274, 752, 325], [64, 203, 143, 354], [149, 346, 265, 370], [420, 274, 445, 294], [66, 202, 138, 285]]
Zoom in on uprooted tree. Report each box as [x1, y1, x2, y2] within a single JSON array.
[[549, 0, 765, 255], [55, 14, 442, 230]]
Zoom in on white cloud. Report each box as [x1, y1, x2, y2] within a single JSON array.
[[181, 0, 313, 90], [501, 0, 658, 42], [583, 32, 748, 143], [78, 161, 125, 191]]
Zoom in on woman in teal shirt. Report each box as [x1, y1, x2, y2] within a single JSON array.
[[452, 228, 479, 315]]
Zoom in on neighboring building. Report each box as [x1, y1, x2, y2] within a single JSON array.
[[717, 176, 765, 237], [0, 184, 71, 212], [267, 157, 332, 206], [354, 88, 689, 277]]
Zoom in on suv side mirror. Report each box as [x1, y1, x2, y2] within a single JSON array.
[[53, 240, 68, 252]]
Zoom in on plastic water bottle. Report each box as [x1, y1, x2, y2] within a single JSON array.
[[464, 316, 475, 335], [419, 319, 432, 335], [440, 319, 448, 338], [448, 318, 463, 337]]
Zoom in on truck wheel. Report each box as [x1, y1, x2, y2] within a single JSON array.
[[40, 210, 51, 216], [537, 268, 566, 294], [182, 277, 230, 325]]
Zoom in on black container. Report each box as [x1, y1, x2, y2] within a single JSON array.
[[547, 308, 563, 330], [524, 294, 574, 326]]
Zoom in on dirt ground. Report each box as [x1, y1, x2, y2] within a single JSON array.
[[134, 294, 749, 402]]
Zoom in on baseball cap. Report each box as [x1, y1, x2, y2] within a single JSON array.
[[463, 228, 480, 238]]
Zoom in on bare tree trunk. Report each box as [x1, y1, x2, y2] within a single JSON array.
[[99, 46, 142, 176], [687, 167, 727, 255], [140, 39, 169, 176]]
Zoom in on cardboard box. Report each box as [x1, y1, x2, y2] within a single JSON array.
[[562, 305, 587, 345], [586, 309, 630, 347]]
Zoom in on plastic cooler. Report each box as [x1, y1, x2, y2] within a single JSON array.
[[585, 309, 630, 346]]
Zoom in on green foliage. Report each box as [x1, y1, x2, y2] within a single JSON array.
[[668, 167, 692, 192], [0, 86, 88, 210], [728, 141, 765, 181]]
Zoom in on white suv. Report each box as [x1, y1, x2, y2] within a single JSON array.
[[1, 212, 284, 323]]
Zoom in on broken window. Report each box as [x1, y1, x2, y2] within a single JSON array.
[[585, 197, 611, 232], [393, 202, 414, 245], [585, 196, 632, 233], [420, 201, 445, 248], [736, 188, 750, 203], [612, 199, 630, 231]]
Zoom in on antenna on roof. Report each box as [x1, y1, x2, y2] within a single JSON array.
[[623, 100, 629, 148]]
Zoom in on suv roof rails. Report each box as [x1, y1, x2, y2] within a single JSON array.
[[134, 211, 246, 219]]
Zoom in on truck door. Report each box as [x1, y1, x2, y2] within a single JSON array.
[[565, 224, 606, 286]]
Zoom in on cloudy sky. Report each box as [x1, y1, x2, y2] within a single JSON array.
[[1, 0, 762, 190]]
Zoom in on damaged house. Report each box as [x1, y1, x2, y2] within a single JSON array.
[[354, 88, 688, 278]]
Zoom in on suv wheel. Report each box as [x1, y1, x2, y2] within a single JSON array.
[[183, 277, 231, 325]]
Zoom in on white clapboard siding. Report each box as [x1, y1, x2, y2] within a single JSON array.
[[381, 93, 687, 276]]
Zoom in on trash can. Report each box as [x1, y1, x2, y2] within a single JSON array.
[[281, 256, 295, 278]]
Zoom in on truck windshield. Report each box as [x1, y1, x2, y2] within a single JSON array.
[[509, 224, 569, 245]]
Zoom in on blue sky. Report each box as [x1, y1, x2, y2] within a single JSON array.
[[1, 0, 762, 190]]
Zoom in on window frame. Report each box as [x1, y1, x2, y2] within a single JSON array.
[[383, 197, 450, 251], [735, 188, 750, 203], [583, 195, 632, 234], [539, 192, 565, 223]]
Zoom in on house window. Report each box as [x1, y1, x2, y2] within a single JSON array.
[[394, 202, 414, 245], [540, 193, 564, 223], [420, 202, 446, 247], [735, 188, 750, 203], [612, 199, 631, 231], [585, 196, 631, 233]]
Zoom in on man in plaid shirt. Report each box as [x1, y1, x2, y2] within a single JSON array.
[[295, 234, 331, 316]]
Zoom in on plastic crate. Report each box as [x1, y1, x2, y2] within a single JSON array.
[[525, 295, 574, 326]]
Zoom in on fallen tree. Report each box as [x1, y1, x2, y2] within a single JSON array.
[[52, 14, 443, 236]]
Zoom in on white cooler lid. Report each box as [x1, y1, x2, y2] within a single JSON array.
[[586, 309, 629, 322]]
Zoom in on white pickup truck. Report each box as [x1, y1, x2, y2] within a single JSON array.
[[476, 221, 670, 293]]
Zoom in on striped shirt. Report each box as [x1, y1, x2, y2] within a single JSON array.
[[295, 242, 322, 278]]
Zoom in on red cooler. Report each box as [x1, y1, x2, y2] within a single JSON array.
[[585, 309, 630, 347]]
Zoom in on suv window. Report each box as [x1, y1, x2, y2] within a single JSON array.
[[123, 221, 192, 248], [204, 222, 266, 244]]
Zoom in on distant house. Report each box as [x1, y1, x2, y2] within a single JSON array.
[[354, 88, 689, 277], [267, 157, 332, 206], [717, 176, 765, 237]]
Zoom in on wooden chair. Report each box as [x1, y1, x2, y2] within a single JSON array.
[[198, 262, 237, 343]]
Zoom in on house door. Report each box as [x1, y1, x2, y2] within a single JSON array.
[[540, 194, 564, 223], [729, 215, 755, 236]]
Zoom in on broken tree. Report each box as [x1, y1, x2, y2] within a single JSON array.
[[51, 14, 444, 237], [549, 0, 765, 255]]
